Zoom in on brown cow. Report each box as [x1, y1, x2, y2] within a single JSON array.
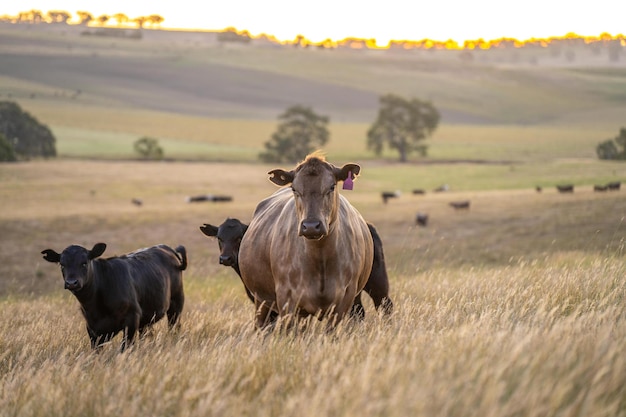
[[238, 153, 374, 328]]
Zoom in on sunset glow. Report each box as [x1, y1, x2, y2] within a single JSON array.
[[2, 0, 625, 48]]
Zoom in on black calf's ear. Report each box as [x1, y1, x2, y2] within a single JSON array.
[[41, 249, 61, 263], [89, 243, 107, 259], [200, 224, 219, 237]]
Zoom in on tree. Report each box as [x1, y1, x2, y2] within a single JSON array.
[[97, 14, 109, 26], [134, 137, 163, 160], [0, 101, 56, 159], [260, 105, 330, 163], [47, 10, 71, 24], [147, 15, 164, 27], [0, 133, 17, 162], [367, 93, 440, 162], [597, 127, 626, 160], [112, 13, 128, 26], [76, 11, 94, 25], [133, 16, 148, 29]]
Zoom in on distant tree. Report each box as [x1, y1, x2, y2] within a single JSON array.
[[76, 11, 94, 25], [134, 137, 163, 160], [260, 105, 330, 163], [47, 10, 71, 24], [20, 9, 44, 23], [217, 27, 251, 44], [0, 133, 17, 162], [597, 127, 626, 160], [367, 93, 440, 162], [0, 101, 56, 159], [97, 14, 109, 26], [112, 13, 128, 26], [147, 15, 164, 27], [133, 16, 148, 29]]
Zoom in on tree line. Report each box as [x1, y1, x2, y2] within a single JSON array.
[[9, 9, 164, 29]]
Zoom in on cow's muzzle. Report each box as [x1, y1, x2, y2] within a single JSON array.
[[219, 254, 235, 267], [64, 279, 81, 291], [300, 219, 327, 240]]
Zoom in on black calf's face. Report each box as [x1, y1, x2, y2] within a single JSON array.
[[200, 219, 247, 267], [42, 243, 107, 292]]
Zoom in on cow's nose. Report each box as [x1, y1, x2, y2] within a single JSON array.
[[300, 220, 325, 239], [219, 255, 234, 266], [64, 278, 80, 290]]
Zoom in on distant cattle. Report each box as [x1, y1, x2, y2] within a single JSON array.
[[607, 181, 621, 191], [186, 194, 233, 203], [238, 153, 374, 328], [381, 191, 400, 204], [434, 184, 449, 192], [412, 189, 426, 195], [41, 243, 186, 351], [131, 198, 143, 206], [536, 186, 542, 193], [556, 184, 574, 193], [449, 200, 471, 210], [594, 184, 608, 192], [201, 218, 393, 321], [416, 212, 429, 226]]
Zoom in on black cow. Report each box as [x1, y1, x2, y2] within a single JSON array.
[[200, 218, 393, 319], [199, 218, 254, 303], [41, 243, 187, 351], [416, 212, 429, 226], [607, 181, 621, 191], [594, 184, 608, 192], [187, 194, 233, 203], [449, 200, 471, 210], [381, 191, 400, 204], [556, 184, 574, 193]]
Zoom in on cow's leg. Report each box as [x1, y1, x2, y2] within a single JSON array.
[[121, 311, 140, 352], [364, 275, 393, 316], [255, 300, 277, 329], [167, 290, 185, 328], [349, 292, 366, 321]]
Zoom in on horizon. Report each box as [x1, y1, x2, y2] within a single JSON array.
[[2, 1, 626, 46]]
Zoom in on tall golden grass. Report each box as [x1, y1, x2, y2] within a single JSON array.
[[1, 255, 625, 416]]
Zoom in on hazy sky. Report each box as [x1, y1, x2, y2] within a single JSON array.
[[4, 1, 625, 44]]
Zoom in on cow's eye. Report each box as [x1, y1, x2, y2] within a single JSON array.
[[81, 263, 87, 269], [291, 187, 301, 198], [329, 184, 336, 193]]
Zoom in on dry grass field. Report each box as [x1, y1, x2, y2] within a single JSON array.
[[1, 24, 626, 417]]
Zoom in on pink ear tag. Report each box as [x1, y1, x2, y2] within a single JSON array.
[[342, 171, 354, 190]]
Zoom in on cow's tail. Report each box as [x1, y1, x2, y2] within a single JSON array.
[[174, 245, 187, 271]]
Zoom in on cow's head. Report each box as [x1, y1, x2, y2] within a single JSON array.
[[268, 153, 360, 240], [41, 243, 107, 292], [199, 218, 248, 267]]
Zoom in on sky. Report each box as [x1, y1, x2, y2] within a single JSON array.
[[4, 1, 626, 45]]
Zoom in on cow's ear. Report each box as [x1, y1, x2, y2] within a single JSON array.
[[41, 249, 61, 263], [199, 224, 219, 237], [268, 169, 294, 186], [335, 163, 361, 181], [89, 243, 106, 259]]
